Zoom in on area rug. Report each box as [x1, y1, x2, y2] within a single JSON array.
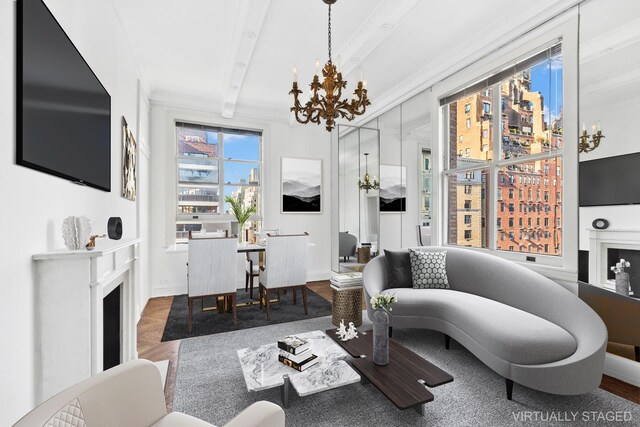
[[161, 289, 332, 341], [173, 315, 639, 427]]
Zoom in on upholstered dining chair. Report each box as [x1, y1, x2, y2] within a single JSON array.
[[259, 232, 309, 321], [188, 236, 238, 331], [190, 229, 227, 239], [245, 251, 259, 299], [245, 230, 279, 298], [416, 225, 431, 246]]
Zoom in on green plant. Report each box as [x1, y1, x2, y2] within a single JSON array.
[[225, 195, 256, 225]]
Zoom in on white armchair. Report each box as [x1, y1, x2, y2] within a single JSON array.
[[13, 359, 285, 427], [188, 236, 238, 331], [259, 233, 309, 321]]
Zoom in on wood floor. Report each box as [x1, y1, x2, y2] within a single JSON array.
[[137, 280, 639, 412]]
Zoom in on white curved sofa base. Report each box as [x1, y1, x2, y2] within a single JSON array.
[[363, 247, 608, 397]]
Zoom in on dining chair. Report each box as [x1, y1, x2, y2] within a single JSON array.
[[246, 230, 279, 298], [417, 225, 431, 246], [190, 230, 227, 239], [259, 232, 309, 320], [245, 252, 259, 298], [187, 236, 238, 331]]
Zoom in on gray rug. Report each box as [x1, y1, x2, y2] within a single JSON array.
[[161, 289, 332, 341], [173, 315, 639, 426]]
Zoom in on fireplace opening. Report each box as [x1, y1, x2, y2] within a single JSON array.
[[103, 284, 121, 371], [607, 248, 640, 296]]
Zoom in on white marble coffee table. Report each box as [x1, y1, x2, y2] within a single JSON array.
[[237, 330, 361, 407]]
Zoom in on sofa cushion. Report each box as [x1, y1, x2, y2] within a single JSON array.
[[409, 249, 449, 289], [384, 250, 412, 288], [383, 288, 577, 365]]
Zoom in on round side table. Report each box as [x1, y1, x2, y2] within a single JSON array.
[[331, 285, 363, 327]]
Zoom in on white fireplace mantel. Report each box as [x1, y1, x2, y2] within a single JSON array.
[[588, 229, 640, 288], [33, 238, 141, 403]]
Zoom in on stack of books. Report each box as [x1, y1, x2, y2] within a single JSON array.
[[277, 335, 318, 371], [330, 272, 363, 289]]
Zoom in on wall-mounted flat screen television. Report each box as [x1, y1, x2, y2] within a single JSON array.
[[579, 152, 640, 207], [17, 0, 111, 191]]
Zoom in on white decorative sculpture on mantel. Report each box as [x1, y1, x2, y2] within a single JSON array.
[[62, 216, 92, 250], [336, 319, 359, 341]]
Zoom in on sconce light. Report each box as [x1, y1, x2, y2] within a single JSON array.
[[579, 121, 605, 153]]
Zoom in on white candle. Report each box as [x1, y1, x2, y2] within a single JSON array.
[[582, 121, 586, 131], [315, 59, 320, 76], [363, 80, 367, 88], [597, 120, 601, 132], [359, 67, 364, 82], [292, 66, 297, 83], [592, 124, 596, 134]]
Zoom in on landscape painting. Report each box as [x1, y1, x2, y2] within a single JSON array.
[[379, 164, 406, 212], [281, 157, 322, 213]]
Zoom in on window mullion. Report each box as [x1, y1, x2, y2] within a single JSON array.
[[218, 131, 224, 215]]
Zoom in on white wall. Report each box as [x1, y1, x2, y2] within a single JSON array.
[[0, 1, 149, 424], [577, 0, 640, 252], [149, 102, 331, 296]]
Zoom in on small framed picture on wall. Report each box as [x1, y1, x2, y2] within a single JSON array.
[[379, 164, 406, 212], [281, 157, 322, 213]]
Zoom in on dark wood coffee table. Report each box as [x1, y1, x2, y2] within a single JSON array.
[[326, 328, 453, 414]]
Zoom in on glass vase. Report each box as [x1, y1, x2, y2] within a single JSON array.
[[615, 272, 630, 297], [373, 308, 389, 365], [237, 222, 245, 245]]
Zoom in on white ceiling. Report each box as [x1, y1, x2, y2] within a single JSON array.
[[112, 0, 586, 122]]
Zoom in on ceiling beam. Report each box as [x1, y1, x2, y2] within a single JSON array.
[[221, 0, 271, 118], [580, 17, 640, 64], [334, 0, 420, 78]]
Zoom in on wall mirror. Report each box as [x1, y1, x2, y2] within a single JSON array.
[[578, 0, 640, 365], [334, 125, 380, 273]]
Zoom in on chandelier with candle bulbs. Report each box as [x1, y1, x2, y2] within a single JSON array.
[[358, 153, 379, 193], [289, 0, 370, 132]]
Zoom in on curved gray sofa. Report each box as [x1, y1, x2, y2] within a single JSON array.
[[363, 246, 607, 398]]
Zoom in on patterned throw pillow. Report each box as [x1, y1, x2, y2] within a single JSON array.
[[409, 249, 449, 289]]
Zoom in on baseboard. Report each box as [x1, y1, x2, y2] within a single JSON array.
[[152, 284, 186, 297], [308, 269, 332, 282], [604, 352, 640, 387]]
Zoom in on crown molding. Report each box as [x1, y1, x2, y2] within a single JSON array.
[[351, 0, 579, 126], [580, 17, 640, 64]]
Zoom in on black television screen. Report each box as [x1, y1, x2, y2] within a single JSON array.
[[17, 0, 111, 191], [579, 152, 640, 207]]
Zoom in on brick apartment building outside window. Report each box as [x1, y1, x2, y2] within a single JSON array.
[[444, 44, 563, 256]]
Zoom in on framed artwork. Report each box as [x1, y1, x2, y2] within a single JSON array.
[[380, 164, 406, 212], [281, 157, 322, 213], [121, 117, 137, 201]]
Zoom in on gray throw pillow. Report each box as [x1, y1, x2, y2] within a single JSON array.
[[409, 249, 449, 289], [384, 250, 412, 288]]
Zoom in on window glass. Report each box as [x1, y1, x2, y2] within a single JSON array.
[[449, 89, 494, 167], [447, 169, 489, 248], [443, 45, 563, 258], [175, 123, 262, 242], [496, 157, 562, 255]]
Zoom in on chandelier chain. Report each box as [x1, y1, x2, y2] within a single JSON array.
[[327, 4, 332, 63]]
